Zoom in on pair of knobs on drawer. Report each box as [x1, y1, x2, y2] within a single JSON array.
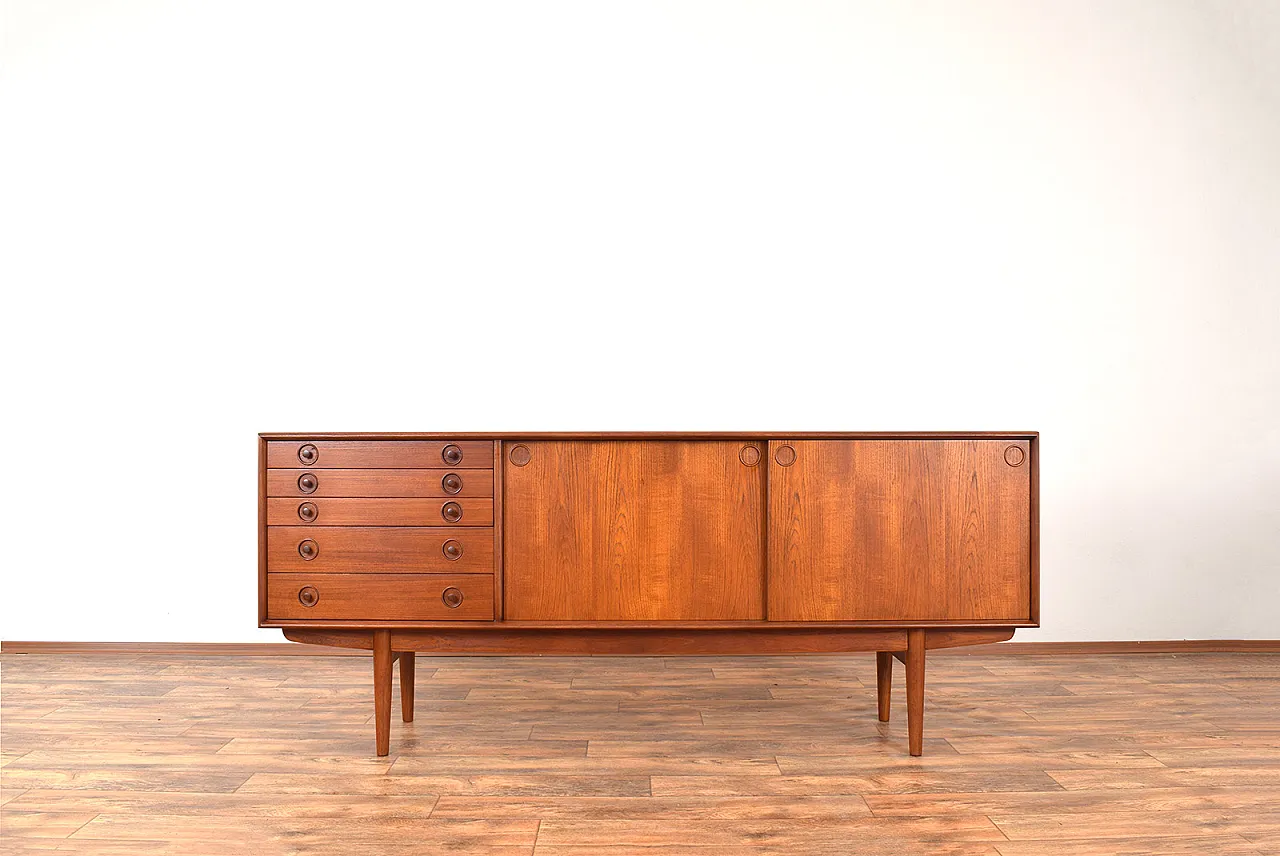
[[296, 585, 464, 608], [296, 473, 462, 495], [295, 501, 462, 523], [295, 538, 464, 561], [297, 444, 465, 465]]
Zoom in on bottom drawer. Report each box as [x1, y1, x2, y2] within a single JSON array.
[[268, 573, 493, 621]]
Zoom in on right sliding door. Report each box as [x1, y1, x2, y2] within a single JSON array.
[[768, 439, 1032, 622]]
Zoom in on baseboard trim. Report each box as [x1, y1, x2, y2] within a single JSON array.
[[943, 640, 1280, 655], [0, 642, 366, 656], [2, 639, 1278, 655]]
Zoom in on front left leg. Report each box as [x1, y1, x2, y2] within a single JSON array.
[[373, 630, 392, 756]]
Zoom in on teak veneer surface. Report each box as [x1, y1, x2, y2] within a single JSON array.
[[266, 527, 494, 575], [265, 498, 494, 527], [266, 468, 495, 498], [503, 440, 766, 621], [265, 440, 493, 469], [4, 651, 1279, 855], [267, 574, 494, 621], [769, 439, 1031, 622]]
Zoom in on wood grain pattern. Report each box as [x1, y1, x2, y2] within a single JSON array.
[[382, 629, 911, 655], [399, 652, 415, 723], [907, 627, 926, 756], [1029, 434, 1041, 626], [278, 628, 1013, 656], [266, 527, 494, 574], [876, 651, 893, 721], [257, 436, 268, 626], [504, 441, 765, 621], [266, 574, 494, 621], [4, 650, 1277, 855], [265, 440, 493, 469], [267, 468, 495, 497], [769, 440, 1032, 622], [372, 631, 392, 756], [266, 498, 493, 527], [493, 440, 505, 621]]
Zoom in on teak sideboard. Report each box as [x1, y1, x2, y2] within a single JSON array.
[[259, 432, 1039, 756]]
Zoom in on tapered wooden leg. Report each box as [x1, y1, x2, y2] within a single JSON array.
[[373, 630, 392, 756], [905, 629, 925, 757], [400, 651, 415, 722], [876, 651, 893, 722]]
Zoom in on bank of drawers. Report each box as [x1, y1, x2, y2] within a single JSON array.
[[265, 440, 494, 622]]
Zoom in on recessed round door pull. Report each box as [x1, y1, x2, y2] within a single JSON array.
[[297, 539, 319, 560], [1004, 445, 1026, 467], [509, 444, 531, 467], [441, 586, 464, 609], [441, 502, 463, 523], [740, 445, 761, 467], [298, 586, 319, 607], [297, 502, 318, 522], [297, 473, 318, 494], [442, 539, 463, 560], [298, 444, 318, 465], [442, 473, 462, 495], [441, 444, 463, 465], [775, 445, 797, 467]]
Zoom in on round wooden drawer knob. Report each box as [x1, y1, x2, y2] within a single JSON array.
[[441, 586, 464, 609], [441, 502, 463, 523], [442, 473, 463, 495], [298, 586, 319, 607], [442, 539, 463, 560], [775, 445, 797, 467], [297, 539, 319, 560], [298, 444, 319, 465], [297, 473, 318, 494], [442, 444, 463, 465], [297, 502, 318, 522]]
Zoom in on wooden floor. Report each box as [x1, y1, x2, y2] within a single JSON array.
[[2, 652, 1279, 855]]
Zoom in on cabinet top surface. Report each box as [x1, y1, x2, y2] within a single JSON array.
[[261, 431, 1039, 440]]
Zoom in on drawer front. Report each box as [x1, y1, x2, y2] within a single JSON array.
[[268, 573, 494, 621], [267, 498, 493, 527], [267, 527, 493, 574], [266, 441, 492, 469], [267, 469, 494, 498]]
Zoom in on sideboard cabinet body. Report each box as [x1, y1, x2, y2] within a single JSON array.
[[259, 432, 1039, 755]]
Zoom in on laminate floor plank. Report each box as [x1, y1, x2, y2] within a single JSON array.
[[993, 836, 1267, 855], [428, 794, 873, 820], [532, 848, 1001, 856], [1, 651, 1277, 855]]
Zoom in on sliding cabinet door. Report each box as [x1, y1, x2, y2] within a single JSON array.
[[504, 441, 765, 621], [768, 439, 1031, 622]]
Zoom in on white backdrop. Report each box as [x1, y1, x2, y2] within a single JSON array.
[[2, 1, 1277, 643]]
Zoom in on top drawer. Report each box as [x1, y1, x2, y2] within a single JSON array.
[[266, 440, 493, 469]]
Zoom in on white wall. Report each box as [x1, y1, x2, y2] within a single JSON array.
[[2, 0, 1277, 643]]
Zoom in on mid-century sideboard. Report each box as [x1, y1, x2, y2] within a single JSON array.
[[259, 432, 1039, 756]]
